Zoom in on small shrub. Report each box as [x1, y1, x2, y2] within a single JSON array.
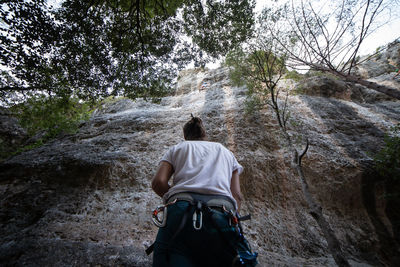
[[284, 70, 303, 82], [374, 124, 400, 178], [373, 124, 400, 199], [6, 95, 92, 157], [244, 95, 263, 115], [225, 48, 248, 87], [292, 84, 306, 95], [12, 95, 92, 138]]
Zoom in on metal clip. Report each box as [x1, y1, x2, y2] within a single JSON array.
[[192, 210, 203, 230], [193, 201, 203, 230], [151, 205, 167, 228]]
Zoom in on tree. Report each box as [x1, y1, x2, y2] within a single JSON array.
[[0, 0, 255, 104], [259, 0, 400, 100], [225, 37, 351, 266]]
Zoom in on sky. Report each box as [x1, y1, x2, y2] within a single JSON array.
[[205, 0, 400, 69], [254, 0, 400, 56], [359, 19, 400, 55]]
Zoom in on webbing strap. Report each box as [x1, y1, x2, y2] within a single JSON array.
[[145, 243, 154, 255]]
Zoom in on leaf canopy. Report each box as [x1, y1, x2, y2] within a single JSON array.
[[0, 0, 255, 104]]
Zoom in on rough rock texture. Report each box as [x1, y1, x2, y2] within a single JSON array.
[[297, 75, 364, 101], [353, 40, 400, 79], [299, 41, 400, 103], [0, 63, 399, 266]]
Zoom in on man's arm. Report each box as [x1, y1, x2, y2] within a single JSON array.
[[230, 169, 243, 211], [151, 161, 174, 198]]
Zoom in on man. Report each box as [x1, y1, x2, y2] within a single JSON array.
[[150, 115, 257, 267]]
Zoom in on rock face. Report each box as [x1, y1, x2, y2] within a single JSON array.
[[353, 40, 400, 79], [0, 64, 399, 265], [297, 75, 364, 101]]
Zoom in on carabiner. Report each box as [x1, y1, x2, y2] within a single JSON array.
[[151, 205, 167, 228], [192, 210, 203, 230]]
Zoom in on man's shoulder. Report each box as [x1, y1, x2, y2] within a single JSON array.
[[201, 141, 232, 153], [175, 140, 229, 151], [195, 141, 224, 148]]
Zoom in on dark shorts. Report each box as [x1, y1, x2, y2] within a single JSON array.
[[153, 200, 240, 267]]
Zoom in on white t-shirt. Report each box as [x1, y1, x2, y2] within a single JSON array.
[[160, 141, 243, 206]]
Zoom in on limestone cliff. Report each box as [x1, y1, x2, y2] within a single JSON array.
[[0, 48, 400, 266]]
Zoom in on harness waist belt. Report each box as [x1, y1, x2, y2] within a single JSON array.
[[166, 192, 236, 211]]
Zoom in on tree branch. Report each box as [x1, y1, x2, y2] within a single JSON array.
[[347, 0, 383, 74], [298, 138, 309, 166], [0, 86, 37, 92]]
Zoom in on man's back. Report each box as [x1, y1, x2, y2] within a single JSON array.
[[161, 141, 242, 205]]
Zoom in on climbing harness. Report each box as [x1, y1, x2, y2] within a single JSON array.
[[164, 192, 238, 230], [149, 192, 236, 231], [146, 192, 258, 266]]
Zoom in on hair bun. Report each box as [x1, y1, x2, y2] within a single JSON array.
[[184, 114, 206, 140], [190, 114, 201, 123]]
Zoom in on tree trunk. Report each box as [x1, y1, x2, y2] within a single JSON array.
[[311, 64, 400, 100], [294, 163, 350, 267], [342, 74, 400, 100], [280, 131, 350, 266]]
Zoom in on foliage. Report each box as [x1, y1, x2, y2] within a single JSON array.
[[284, 70, 303, 82], [182, 0, 254, 58], [373, 124, 400, 187], [371, 123, 400, 224], [10, 95, 92, 142], [225, 47, 251, 87], [292, 85, 306, 96], [0, 95, 93, 160], [243, 94, 264, 115], [225, 46, 286, 92], [0, 0, 255, 105], [225, 43, 289, 130]]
